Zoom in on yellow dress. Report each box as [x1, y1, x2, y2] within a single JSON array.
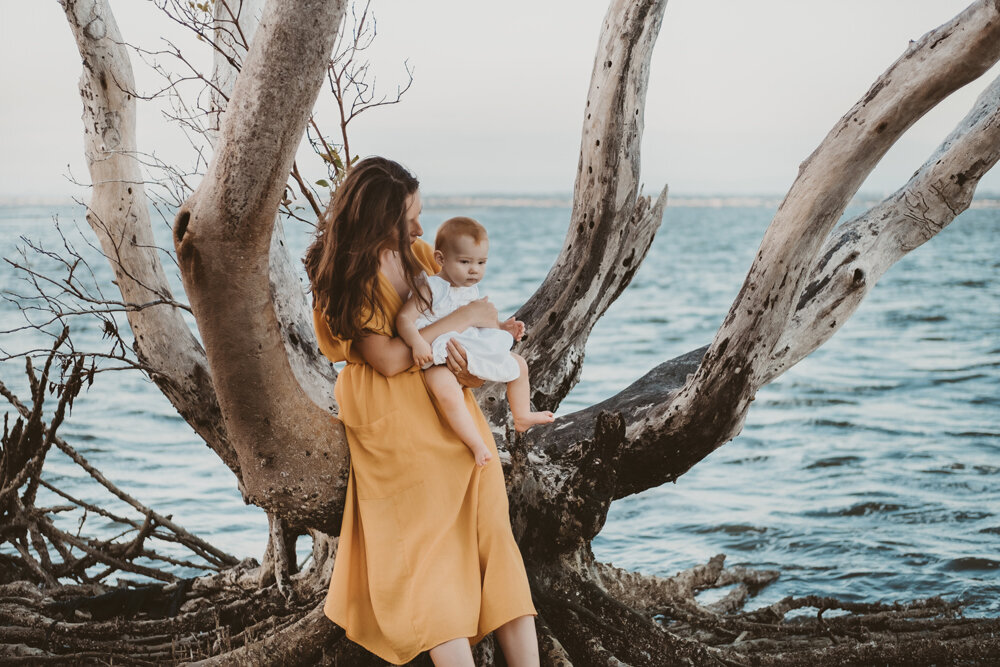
[[313, 239, 537, 664]]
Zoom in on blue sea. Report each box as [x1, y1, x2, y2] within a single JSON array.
[[1, 196, 997, 616]]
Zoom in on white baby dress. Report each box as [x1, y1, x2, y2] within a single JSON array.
[[414, 274, 520, 383]]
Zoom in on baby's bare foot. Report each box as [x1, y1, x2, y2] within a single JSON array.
[[513, 411, 556, 433], [472, 444, 493, 467]]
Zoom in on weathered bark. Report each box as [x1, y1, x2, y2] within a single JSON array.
[[172, 0, 348, 531], [257, 514, 297, 600], [646, 0, 1000, 472], [5, 563, 996, 666], [209, 0, 337, 584], [482, 0, 669, 422], [766, 72, 1000, 382], [298, 531, 338, 589], [525, 60, 1000, 503], [206, 0, 340, 580], [193, 600, 336, 667], [592, 553, 778, 614], [60, 0, 237, 476]]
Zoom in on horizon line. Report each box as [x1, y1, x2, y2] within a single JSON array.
[[4, 192, 1000, 209]]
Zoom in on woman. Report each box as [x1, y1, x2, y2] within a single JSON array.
[[305, 157, 539, 666]]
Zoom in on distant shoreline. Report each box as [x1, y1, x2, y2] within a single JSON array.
[[4, 193, 1000, 209]]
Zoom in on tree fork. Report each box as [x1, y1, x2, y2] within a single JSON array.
[[522, 69, 1000, 504], [767, 72, 1000, 381]]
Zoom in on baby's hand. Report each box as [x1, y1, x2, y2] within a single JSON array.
[[499, 317, 525, 342], [412, 340, 434, 367]]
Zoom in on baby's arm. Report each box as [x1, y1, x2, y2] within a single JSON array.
[[361, 298, 498, 378], [396, 286, 434, 367]]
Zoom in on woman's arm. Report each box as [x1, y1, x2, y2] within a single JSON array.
[[356, 298, 498, 377]]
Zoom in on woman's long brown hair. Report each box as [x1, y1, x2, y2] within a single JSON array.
[[304, 157, 429, 341]]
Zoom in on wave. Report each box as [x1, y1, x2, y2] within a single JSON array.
[[940, 557, 1000, 572], [805, 456, 863, 470]]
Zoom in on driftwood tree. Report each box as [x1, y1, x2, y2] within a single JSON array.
[[6, 0, 1000, 663]]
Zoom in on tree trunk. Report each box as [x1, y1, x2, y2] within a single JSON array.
[[172, 0, 349, 532], [210, 0, 340, 417], [205, 0, 340, 579]]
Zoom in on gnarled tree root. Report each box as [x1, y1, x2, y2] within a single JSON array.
[[1, 555, 997, 666]]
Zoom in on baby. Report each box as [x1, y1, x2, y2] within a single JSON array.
[[397, 216, 555, 466]]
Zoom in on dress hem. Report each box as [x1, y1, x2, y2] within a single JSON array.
[[326, 605, 538, 665], [471, 605, 539, 647]]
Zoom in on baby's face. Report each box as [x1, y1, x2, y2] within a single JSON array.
[[437, 235, 488, 287]]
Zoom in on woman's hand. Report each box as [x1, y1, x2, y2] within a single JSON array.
[[446, 339, 485, 388], [459, 297, 499, 329]]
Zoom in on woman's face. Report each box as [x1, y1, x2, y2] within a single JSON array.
[[403, 191, 423, 244]]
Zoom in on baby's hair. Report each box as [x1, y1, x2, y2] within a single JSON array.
[[435, 216, 488, 254]]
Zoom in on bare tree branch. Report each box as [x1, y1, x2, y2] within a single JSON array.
[[60, 0, 239, 476], [495, 0, 669, 421], [1, 334, 236, 585], [624, 0, 1000, 491], [766, 72, 1000, 381], [512, 1, 1000, 541]]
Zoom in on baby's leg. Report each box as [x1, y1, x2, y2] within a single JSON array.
[[424, 366, 492, 466], [507, 353, 555, 433]]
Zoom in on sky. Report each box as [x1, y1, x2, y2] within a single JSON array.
[[2, 0, 999, 200]]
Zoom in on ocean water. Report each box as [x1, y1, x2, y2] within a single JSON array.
[[1, 197, 997, 616]]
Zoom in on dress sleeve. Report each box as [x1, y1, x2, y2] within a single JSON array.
[[313, 299, 390, 364], [313, 307, 354, 363]]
